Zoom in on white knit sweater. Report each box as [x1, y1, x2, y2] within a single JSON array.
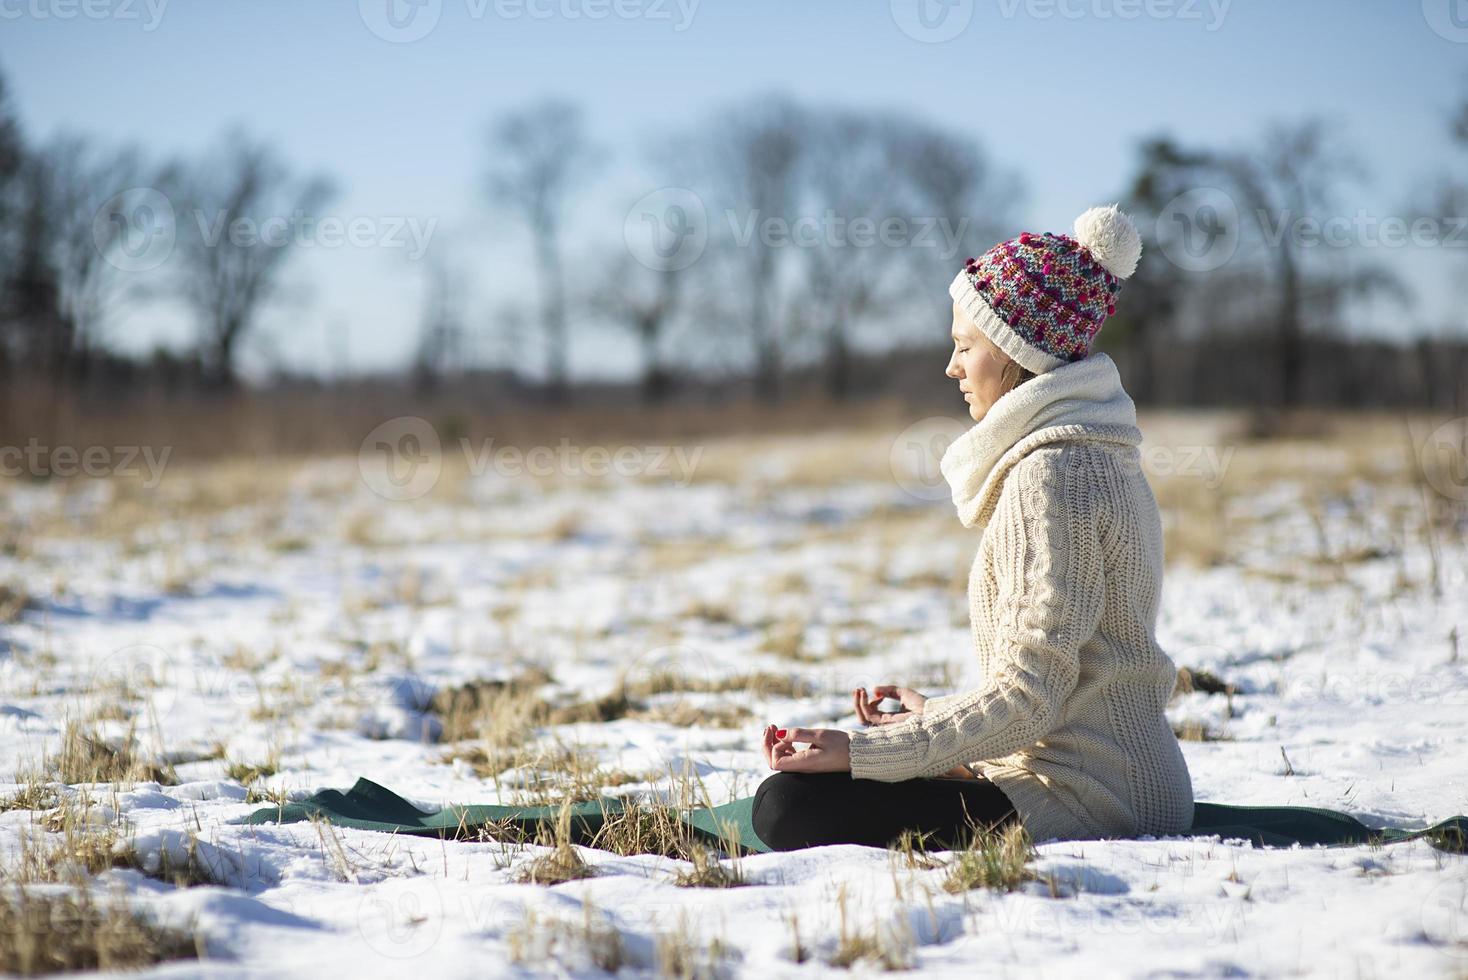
[[847, 352, 1195, 843]]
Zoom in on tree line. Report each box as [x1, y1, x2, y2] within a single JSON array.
[[1, 62, 1465, 411]]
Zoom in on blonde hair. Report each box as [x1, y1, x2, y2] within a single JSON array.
[[1000, 358, 1035, 395]]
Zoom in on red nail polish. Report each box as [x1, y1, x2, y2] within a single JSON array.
[[775, 729, 787, 739]]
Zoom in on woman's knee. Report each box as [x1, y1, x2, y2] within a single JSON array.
[[752, 772, 828, 851]]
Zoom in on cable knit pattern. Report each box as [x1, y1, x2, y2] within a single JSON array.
[[848, 353, 1194, 843]]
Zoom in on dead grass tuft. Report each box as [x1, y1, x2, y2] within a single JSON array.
[[0, 886, 203, 975], [23, 720, 177, 788], [942, 821, 1040, 894], [515, 800, 599, 885]]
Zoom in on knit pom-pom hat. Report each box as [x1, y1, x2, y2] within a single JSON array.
[[949, 204, 1143, 375]]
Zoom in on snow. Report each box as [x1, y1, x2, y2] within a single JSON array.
[[1, 420, 1466, 977]]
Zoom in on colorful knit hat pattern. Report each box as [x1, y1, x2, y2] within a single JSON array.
[[949, 204, 1143, 376]]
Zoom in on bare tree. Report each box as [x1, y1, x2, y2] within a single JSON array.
[[483, 99, 597, 404], [1120, 135, 1219, 401], [167, 128, 334, 386], [1125, 120, 1401, 406], [585, 247, 683, 403], [24, 135, 155, 377], [1207, 119, 1381, 405], [692, 94, 807, 402], [797, 109, 1020, 398], [412, 249, 466, 393], [0, 68, 28, 374]]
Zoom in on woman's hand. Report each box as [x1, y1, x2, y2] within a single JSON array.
[[762, 724, 851, 773], [852, 685, 928, 726]]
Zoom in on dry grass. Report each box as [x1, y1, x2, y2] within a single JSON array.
[[1173, 666, 1236, 697], [515, 800, 599, 885], [1171, 719, 1233, 742], [21, 720, 177, 788], [0, 886, 203, 975], [656, 911, 742, 978], [941, 821, 1040, 895], [3, 787, 227, 892], [673, 843, 746, 889], [0, 780, 61, 813], [825, 882, 915, 971], [0, 582, 33, 623], [506, 899, 625, 972], [224, 746, 281, 787]]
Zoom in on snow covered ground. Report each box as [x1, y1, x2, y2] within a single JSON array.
[[1, 412, 1466, 978]]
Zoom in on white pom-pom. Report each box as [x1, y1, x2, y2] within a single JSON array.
[[1073, 204, 1142, 280]]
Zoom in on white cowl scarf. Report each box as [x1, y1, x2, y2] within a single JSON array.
[[939, 351, 1142, 532]]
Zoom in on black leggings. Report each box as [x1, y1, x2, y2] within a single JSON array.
[[751, 771, 1021, 851]]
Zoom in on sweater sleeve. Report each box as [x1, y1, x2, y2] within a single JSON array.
[[847, 449, 1105, 782]]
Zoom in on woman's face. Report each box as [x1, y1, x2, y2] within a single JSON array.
[[946, 301, 1014, 422]]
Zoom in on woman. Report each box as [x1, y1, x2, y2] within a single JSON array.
[[752, 205, 1195, 851]]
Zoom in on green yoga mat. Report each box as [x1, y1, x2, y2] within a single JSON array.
[[235, 778, 1468, 855]]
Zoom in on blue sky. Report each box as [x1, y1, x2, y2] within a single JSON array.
[[1, 0, 1464, 379]]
